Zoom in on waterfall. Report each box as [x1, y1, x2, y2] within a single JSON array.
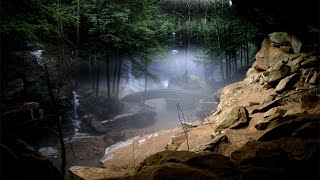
[[30, 50, 44, 66], [72, 91, 81, 135]]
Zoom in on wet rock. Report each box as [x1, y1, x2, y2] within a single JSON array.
[[275, 73, 298, 93], [81, 114, 106, 133], [102, 108, 157, 131], [291, 36, 302, 54], [90, 118, 106, 133]]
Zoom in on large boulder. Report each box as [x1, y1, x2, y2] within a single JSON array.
[[213, 106, 249, 130], [132, 151, 239, 180], [81, 114, 106, 133], [102, 108, 157, 131], [230, 138, 320, 180], [258, 115, 318, 141], [269, 32, 290, 46], [255, 40, 290, 70]]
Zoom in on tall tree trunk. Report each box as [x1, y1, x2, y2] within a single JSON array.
[[76, 0, 80, 55], [143, 58, 148, 104], [240, 45, 243, 68], [106, 56, 111, 99], [95, 56, 100, 98], [115, 56, 122, 99], [214, 0, 224, 82], [112, 53, 119, 95]]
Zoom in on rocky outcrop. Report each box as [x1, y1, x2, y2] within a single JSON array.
[[206, 106, 249, 130], [246, 32, 319, 91], [230, 137, 319, 180]]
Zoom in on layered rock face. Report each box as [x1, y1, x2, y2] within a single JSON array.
[[70, 33, 319, 180]]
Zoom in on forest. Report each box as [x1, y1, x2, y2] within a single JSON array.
[[1, 0, 319, 179]]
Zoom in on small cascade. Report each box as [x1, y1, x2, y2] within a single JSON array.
[[72, 91, 81, 135], [30, 49, 44, 66]]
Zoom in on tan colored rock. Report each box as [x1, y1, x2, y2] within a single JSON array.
[[269, 32, 289, 45], [309, 71, 318, 84], [69, 166, 126, 180], [254, 38, 290, 71], [253, 60, 269, 71], [289, 54, 300, 60], [266, 65, 291, 84], [215, 106, 249, 130], [305, 72, 312, 83], [275, 73, 298, 93], [246, 68, 257, 77], [287, 56, 304, 73], [291, 36, 302, 54], [263, 107, 278, 118], [283, 109, 306, 117], [243, 76, 255, 84], [230, 107, 249, 129], [301, 56, 319, 67], [294, 81, 304, 88], [255, 119, 270, 130]]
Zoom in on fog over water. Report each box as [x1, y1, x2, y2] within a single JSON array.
[[76, 48, 222, 133]]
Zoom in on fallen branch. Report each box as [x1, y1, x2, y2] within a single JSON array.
[[176, 103, 190, 151]]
